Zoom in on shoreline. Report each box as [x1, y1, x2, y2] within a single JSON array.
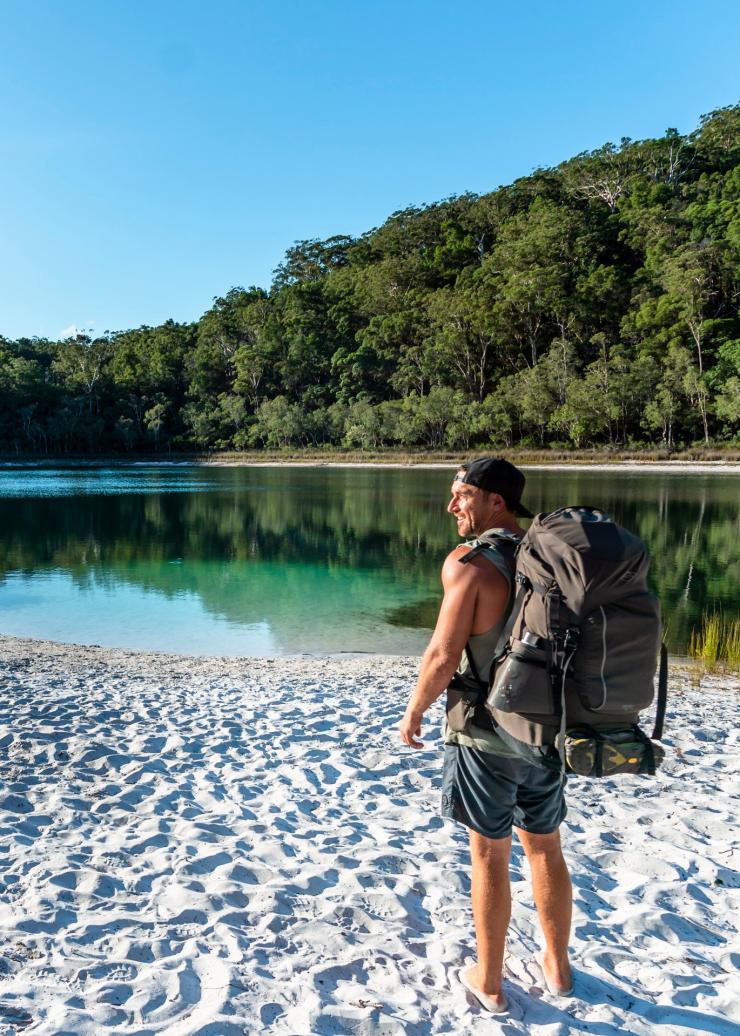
[[0, 631, 733, 681], [1, 457, 739, 474], [0, 632, 420, 677]]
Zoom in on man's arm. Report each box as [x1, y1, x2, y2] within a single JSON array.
[[399, 547, 495, 749]]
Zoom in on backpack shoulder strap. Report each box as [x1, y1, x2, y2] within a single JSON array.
[[490, 574, 529, 659], [458, 531, 522, 681], [458, 530, 519, 583]]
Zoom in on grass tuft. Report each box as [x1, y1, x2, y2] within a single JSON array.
[[688, 612, 740, 672], [725, 618, 740, 669]]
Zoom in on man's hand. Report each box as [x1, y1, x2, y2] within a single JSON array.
[[399, 706, 425, 749]]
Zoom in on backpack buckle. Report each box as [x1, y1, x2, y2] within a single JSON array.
[[563, 627, 580, 652]]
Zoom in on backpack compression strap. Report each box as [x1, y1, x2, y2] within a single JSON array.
[[542, 588, 581, 773], [652, 643, 668, 740]]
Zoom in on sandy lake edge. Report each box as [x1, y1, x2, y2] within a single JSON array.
[[0, 633, 738, 1034]]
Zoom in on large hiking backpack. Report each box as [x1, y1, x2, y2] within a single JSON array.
[[486, 507, 667, 777]]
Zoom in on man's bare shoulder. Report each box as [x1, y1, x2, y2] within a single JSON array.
[[441, 543, 508, 589]]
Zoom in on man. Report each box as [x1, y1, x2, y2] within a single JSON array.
[[399, 457, 573, 1014]]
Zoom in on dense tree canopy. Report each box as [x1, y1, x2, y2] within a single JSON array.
[[2, 105, 738, 454]]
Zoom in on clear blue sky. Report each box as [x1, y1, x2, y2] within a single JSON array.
[[1, 0, 738, 341]]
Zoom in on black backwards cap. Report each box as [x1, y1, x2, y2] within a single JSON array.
[[454, 457, 534, 519]]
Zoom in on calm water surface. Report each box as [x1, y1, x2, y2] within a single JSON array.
[[0, 465, 737, 656]]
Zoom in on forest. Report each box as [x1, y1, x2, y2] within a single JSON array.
[[1, 105, 738, 454]]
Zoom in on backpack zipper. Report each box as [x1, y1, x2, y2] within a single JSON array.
[[595, 606, 608, 710]]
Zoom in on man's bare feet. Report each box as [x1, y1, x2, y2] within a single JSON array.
[[536, 949, 573, 996], [458, 965, 508, 1014]]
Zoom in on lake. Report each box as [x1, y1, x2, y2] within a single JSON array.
[[0, 464, 737, 656]]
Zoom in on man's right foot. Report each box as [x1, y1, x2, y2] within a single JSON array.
[[535, 950, 573, 996], [458, 965, 508, 1014]]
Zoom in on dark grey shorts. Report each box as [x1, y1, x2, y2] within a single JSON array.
[[441, 744, 567, 841]]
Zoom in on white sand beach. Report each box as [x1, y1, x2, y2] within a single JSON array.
[[0, 635, 738, 1035]]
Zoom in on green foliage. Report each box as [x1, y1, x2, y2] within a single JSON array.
[[1, 106, 739, 454]]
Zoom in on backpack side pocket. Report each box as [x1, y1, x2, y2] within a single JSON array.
[[487, 639, 552, 716], [446, 672, 484, 734]]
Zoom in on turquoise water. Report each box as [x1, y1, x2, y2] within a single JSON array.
[[0, 465, 737, 655]]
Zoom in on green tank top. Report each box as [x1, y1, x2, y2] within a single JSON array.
[[444, 528, 522, 757]]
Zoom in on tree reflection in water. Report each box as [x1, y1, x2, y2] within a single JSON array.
[[0, 466, 736, 655]]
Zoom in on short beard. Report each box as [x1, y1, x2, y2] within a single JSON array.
[[457, 516, 476, 538]]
